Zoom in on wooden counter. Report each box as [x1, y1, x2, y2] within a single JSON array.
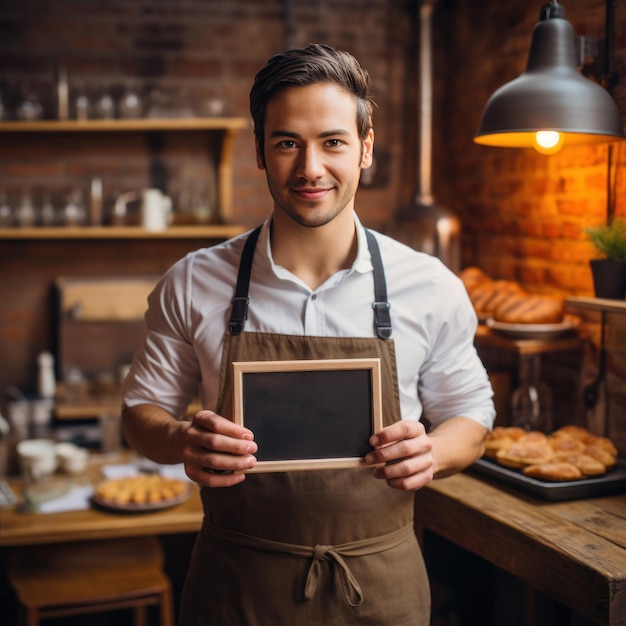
[[3, 456, 625, 624], [0, 452, 203, 547], [414, 471, 626, 626]]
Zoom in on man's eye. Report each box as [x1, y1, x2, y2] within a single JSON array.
[[326, 139, 343, 147], [278, 140, 297, 149]]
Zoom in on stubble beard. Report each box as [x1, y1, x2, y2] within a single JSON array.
[[266, 174, 357, 229]]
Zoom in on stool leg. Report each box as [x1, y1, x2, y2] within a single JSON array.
[[161, 586, 175, 626], [133, 605, 148, 626]]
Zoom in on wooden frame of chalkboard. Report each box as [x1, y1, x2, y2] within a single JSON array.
[[232, 358, 383, 472]]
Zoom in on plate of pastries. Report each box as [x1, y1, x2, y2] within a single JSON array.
[[92, 473, 191, 512], [483, 425, 618, 481], [459, 266, 579, 339]]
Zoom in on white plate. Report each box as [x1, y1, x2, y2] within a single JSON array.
[[486, 318, 578, 340]]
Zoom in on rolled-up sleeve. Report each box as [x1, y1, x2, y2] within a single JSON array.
[[122, 258, 201, 418], [418, 271, 495, 431]]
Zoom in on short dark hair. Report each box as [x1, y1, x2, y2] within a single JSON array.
[[250, 44, 374, 164]]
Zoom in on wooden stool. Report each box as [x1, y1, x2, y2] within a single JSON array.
[[8, 536, 174, 626]]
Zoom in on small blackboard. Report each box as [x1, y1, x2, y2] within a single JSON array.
[[232, 358, 383, 472]]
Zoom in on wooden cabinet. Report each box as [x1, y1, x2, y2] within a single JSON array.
[[0, 117, 248, 238]]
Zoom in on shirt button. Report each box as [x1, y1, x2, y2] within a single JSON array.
[[311, 294, 317, 300]]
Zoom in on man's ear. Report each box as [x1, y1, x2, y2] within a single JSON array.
[[361, 128, 374, 169], [255, 137, 266, 170]]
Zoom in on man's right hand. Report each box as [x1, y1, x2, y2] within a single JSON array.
[[182, 410, 258, 487]]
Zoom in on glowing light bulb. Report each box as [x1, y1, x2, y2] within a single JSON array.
[[533, 130, 563, 155]]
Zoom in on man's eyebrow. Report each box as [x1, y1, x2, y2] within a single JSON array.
[[268, 129, 351, 139]]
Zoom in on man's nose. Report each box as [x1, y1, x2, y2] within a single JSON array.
[[296, 146, 324, 180]]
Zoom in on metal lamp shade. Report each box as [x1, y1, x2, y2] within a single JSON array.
[[474, 12, 624, 149]]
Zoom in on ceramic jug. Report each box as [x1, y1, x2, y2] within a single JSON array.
[[114, 188, 173, 231]]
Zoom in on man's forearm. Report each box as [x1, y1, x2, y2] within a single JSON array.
[[428, 416, 488, 479], [121, 403, 188, 464]]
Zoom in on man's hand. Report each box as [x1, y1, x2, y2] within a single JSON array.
[[182, 410, 258, 488], [365, 420, 434, 491]]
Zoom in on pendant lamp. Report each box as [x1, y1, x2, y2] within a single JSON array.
[[474, 0, 624, 154]]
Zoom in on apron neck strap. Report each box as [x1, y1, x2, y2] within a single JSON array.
[[228, 225, 262, 336], [365, 230, 392, 340], [228, 225, 392, 339]]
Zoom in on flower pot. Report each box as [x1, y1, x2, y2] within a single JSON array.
[[590, 258, 626, 299]]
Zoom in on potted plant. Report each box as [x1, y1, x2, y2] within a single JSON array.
[[585, 217, 626, 299]]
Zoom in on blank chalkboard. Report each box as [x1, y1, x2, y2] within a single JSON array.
[[232, 358, 383, 472]]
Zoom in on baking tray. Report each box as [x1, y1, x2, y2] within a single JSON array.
[[468, 457, 626, 502]]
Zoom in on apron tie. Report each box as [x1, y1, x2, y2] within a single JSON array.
[[203, 519, 414, 607], [304, 544, 363, 606]]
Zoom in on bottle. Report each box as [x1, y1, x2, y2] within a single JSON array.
[[37, 351, 56, 399], [510, 355, 552, 432], [90, 176, 103, 226], [63, 188, 86, 226], [75, 82, 89, 121], [0, 189, 11, 227], [15, 189, 36, 227], [58, 66, 69, 120], [40, 193, 56, 227]]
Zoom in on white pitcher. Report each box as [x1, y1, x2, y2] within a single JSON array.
[[114, 188, 173, 231]]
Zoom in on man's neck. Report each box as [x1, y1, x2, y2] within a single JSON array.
[[270, 212, 358, 290]]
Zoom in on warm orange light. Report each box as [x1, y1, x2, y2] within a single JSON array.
[[533, 130, 564, 154]]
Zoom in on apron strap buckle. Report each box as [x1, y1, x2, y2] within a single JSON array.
[[229, 296, 250, 336], [372, 301, 392, 340]]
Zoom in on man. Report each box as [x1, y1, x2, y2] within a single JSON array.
[[122, 43, 495, 625]]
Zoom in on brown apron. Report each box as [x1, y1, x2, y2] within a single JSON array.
[[179, 227, 430, 626]]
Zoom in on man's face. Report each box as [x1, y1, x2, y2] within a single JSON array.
[[257, 82, 373, 228]]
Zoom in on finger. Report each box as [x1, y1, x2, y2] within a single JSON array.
[[185, 463, 248, 488], [370, 419, 424, 448], [192, 410, 255, 441]]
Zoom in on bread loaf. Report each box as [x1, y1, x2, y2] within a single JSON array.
[[493, 293, 564, 324], [459, 267, 565, 324], [470, 280, 526, 318]]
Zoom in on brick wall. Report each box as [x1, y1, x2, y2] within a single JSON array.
[[0, 0, 625, 452]]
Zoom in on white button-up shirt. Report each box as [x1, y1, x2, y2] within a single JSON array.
[[123, 214, 495, 431]]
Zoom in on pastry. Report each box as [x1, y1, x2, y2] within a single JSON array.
[[470, 280, 526, 318], [549, 437, 585, 454], [583, 444, 617, 468], [496, 442, 554, 468], [459, 266, 491, 292], [517, 431, 549, 446], [523, 462, 583, 481], [553, 453, 607, 476], [484, 426, 528, 457], [493, 293, 564, 324], [551, 425, 593, 441], [94, 474, 188, 506], [582, 435, 618, 457]]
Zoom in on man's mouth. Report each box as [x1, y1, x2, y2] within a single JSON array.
[[291, 187, 332, 201]]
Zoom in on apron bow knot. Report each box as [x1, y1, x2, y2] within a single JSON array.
[[304, 544, 363, 607]]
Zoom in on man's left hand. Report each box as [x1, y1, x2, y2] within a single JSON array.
[[365, 420, 434, 491]]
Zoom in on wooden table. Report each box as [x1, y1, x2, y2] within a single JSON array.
[[414, 471, 626, 626], [0, 452, 203, 548]]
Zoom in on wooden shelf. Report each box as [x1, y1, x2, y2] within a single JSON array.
[[0, 117, 248, 223], [565, 296, 626, 315], [0, 117, 248, 133], [0, 224, 247, 240]]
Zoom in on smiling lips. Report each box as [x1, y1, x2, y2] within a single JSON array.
[[292, 187, 332, 200]]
